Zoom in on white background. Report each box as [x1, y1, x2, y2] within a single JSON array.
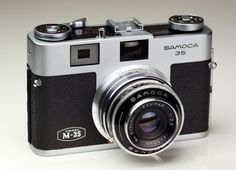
[[0, 0, 236, 169]]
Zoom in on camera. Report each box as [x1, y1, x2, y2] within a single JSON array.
[[27, 15, 216, 156]]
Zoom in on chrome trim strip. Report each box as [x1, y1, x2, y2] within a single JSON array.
[[176, 131, 208, 141], [29, 131, 208, 156], [30, 143, 117, 157]]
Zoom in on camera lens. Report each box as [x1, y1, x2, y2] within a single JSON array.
[[93, 66, 184, 156], [139, 111, 159, 133], [125, 97, 178, 150], [135, 108, 167, 141]]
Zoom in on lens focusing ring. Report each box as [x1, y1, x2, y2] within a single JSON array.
[[92, 66, 184, 156]]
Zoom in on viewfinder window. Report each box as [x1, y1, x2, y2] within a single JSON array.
[[120, 40, 148, 62]]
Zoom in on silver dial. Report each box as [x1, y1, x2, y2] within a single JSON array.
[[169, 15, 204, 32], [34, 24, 71, 41]]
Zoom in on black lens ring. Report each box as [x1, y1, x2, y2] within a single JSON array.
[[111, 86, 183, 155], [127, 99, 177, 149]]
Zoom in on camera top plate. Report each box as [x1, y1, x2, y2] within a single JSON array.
[[33, 15, 206, 42]]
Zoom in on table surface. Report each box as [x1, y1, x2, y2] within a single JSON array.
[[0, 0, 236, 169]]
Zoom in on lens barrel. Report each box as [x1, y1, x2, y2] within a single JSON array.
[[93, 66, 184, 156]]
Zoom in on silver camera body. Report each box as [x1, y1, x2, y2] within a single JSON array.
[[27, 15, 215, 156]]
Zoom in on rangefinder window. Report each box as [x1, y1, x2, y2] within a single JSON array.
[[120, 40, 148, 62], [70, 43, 99, 66]]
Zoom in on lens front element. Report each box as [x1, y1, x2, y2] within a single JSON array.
[[136, 107, 167, 139], [139, 111, 160, 133]]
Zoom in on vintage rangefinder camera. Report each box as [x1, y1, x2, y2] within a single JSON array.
[[27, 15, 216, 156]]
